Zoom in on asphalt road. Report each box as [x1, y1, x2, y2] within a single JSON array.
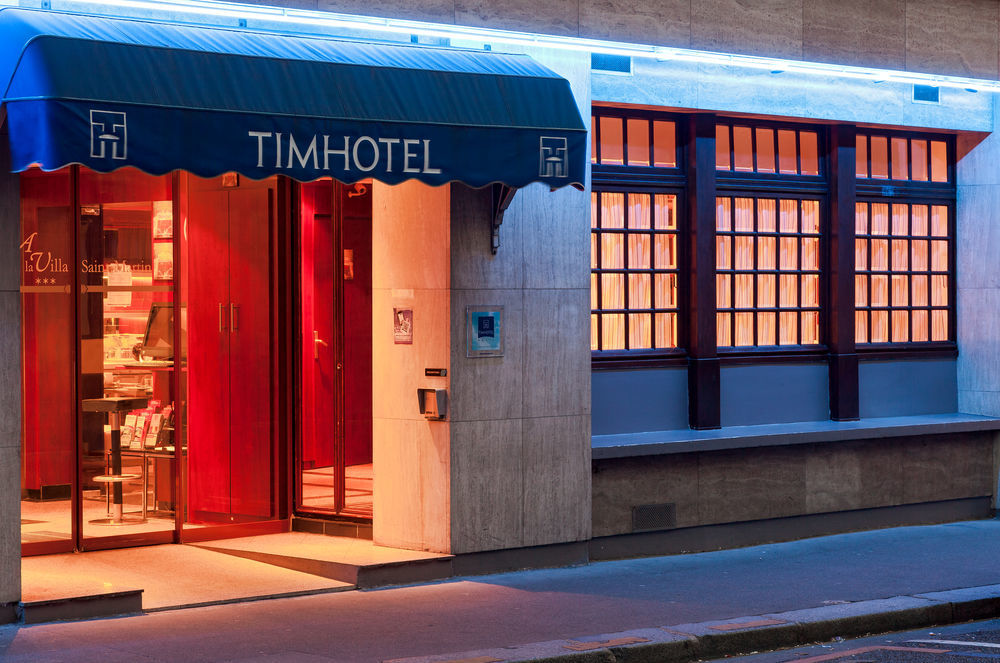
[[712, 618, 1000, 663]]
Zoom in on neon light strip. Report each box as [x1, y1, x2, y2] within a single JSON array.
[[42, 0, 1000, 92]]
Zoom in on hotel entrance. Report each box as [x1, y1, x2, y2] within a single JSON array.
[[20, 167, 287, 553]]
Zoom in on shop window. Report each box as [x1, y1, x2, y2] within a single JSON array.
[[591, 191, 680, 351], [856, 133, 949, 182], [592, 112, 677, 168], [854, 202, 951, 344], [715, 196, 822, 348], [716, 123, 820, 176]]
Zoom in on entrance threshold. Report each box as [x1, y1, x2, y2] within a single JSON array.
[[19, 532, 451, 623]]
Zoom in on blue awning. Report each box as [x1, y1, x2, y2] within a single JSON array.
[[0, 8, 586, 188]]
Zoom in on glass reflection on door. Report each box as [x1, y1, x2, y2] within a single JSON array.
[[298, 180, 373, 518]]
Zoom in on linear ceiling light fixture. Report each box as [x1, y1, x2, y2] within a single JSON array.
[[35, 0, 1000, 92]]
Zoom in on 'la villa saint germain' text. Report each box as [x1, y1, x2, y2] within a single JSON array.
[[249, 132, 442, 174]]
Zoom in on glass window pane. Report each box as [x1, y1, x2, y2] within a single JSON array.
[[601, 273, 624, 308], [717, 274, 732, 308], [758, 274, 776, 308], [932, 274, 948, 306], [780, 199, 798, 233], [856, 238, 869, 270], [603, 314, 625, 349], [855, 202, 869, 235], [757, 312, 776, 345], [655, 273, 677, 309], [801, 311, 819, 345], [591, 314, 599, 350], [932, 310, 948, 341], [716, 124, 731, 170], [911, 205, 928, 236], [654, 234, 677, 269], [779, 311, 797, 345], [931, 206, 948, 237], [778, 129, 798, 174], [757, 236, 776, 270], [891, 137, 909, 179], [872, 239, 889, 271], [891, 274, 909, 306], [911, 139, 928, 181], [780, 273, 798, 307], [780, 236, 798, 270], [800, 131, 819, 175], [601, 233, 624, 269], [628, 193, 651, 229], [870, 136, 889, 179], [912, 275, 928, 306], [801, 200, 820, 234], [628, 234, 651, 269], [891, 204, 908, 236], [931, 240, 948, 271], [654, 312, 677, 348], [654, 194, 676, 229], [756, 128, 776, 173], [855, 310, 869, 344], [856, 135, 868, 177], [591, 232, 598, 269], [716, 235, 732, 269], [735, 236, 754, 270], [627, 118, 650, 166], [735, 274, 754, 308], [912, 240, 929, 274], [591, 192, 599, 229], [930, 141, 948, 182], [717, 312, 732, 347], [872, 310, 889, 343], [912, 310, 929, 342], [757, 198, 776, 232], [629, 313, 651, 348], [892, 310, 909, 342], [599, 116, 624, 165], [855, 275, 868, 306], [716, 197, 732, 231], [871, 203, 889, 235], [653, 121, 676, 167], [733, 126, 754, 172], [591, 272, 598, 308], [801, 237, 819, 270], [734, 198, 754, 232], [602, 192, 625, 229], [735, 312, 754, 345], [872, 275, 889, 306], [891, 239, 909, 271]]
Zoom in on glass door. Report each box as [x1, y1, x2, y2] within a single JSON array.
[[297, 180, 373, 519]]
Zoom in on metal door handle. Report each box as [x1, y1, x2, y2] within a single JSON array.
[[219, 303, 226, 332], [231, 303, 239, 331], [313, 330, 328, 360]]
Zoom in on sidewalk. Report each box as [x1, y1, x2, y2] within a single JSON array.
[[4, 518, 1000, 663]]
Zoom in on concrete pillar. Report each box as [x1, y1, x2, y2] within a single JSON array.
[[371, 180, 451, 552], [0, 125, 22, 611], [448, 48, 592, 553]]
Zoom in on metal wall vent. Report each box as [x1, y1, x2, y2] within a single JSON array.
[[913, 84, 940, 104], [632, 502, 677, 532], [591, 53, 632, 74]]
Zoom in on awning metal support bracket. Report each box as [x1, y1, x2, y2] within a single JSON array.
[[490, 184, 517, 255]]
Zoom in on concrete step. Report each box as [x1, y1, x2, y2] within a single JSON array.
[[190, 532, 453, 588], [19, 588, 143, 624]]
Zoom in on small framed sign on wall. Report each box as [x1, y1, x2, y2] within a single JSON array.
[[466, 306, 503, 357]]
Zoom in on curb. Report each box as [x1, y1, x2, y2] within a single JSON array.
[[384, 584, 1000, 663]]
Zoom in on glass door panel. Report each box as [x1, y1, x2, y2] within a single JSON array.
[[20, 168, 75, 553], [77, 168, 177, 546], [182, 174, 279, 530], [297, 180, 372, 519]]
